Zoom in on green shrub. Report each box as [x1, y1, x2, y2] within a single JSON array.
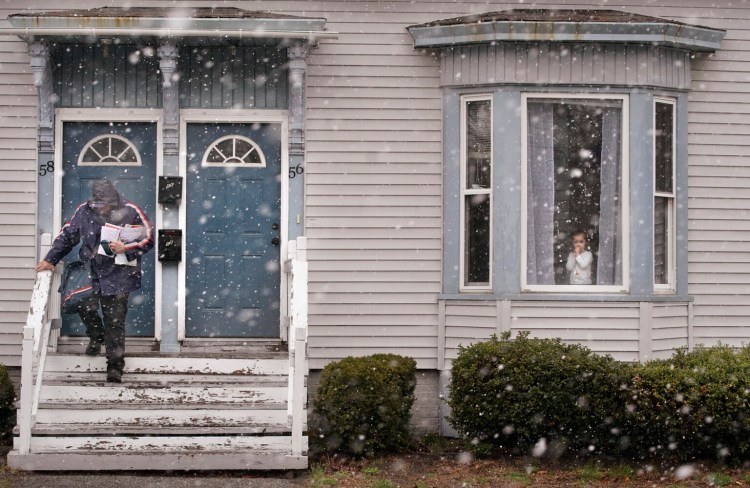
[[448, 332, 631, 457], [0, 364, 15, 438], [312, 354, 416, 457], [624, 345, 750, 461]]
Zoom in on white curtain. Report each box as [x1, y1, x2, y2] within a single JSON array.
[[596, 108, 622, 285], [526, 103, 555, 285]]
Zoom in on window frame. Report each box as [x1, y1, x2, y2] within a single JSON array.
[[520, 92, 631, 293], [459, 93, 493, 292], [653, 97, 677, 293]]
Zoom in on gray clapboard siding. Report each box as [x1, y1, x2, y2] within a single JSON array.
[[2, 0, 750, 369], [443, 300, 641, 363], [651, 303, 689, 359]]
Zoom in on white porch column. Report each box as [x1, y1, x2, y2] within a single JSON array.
[[287, 40, 310, 241], [158, 41, 181, 352]]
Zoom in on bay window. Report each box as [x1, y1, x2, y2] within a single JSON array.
[[408, 11, 721, 299]]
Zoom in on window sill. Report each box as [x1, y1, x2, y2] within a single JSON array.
[[438, 293, 693, 303]]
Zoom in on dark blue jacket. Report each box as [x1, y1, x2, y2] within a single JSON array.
[[45, 195, 154, 295]]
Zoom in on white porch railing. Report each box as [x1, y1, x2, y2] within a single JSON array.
[[285, 237, 308, 457], [18, 233, 60, 454]]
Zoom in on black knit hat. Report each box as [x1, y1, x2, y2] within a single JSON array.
[[89, 179, 119, 208]]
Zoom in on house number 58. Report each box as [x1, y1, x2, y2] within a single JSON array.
[[288, 164, 304, 179], [39, 161, 54, 176]]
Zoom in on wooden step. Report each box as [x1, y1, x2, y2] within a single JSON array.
[[42, 371, 293, 386], [44, 355, 292, 375], [56, 337, 287, 356], [14, 435, 308, 453], [19, 423, 305, 436], [39, 384, 288, 406], [33, 407, 303, 430], [7, 450, 308, 470]]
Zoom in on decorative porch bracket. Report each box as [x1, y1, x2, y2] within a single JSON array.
[[158, 42, 180, 155], [288, 40, 309, 158], [28, 41, 55, 152]]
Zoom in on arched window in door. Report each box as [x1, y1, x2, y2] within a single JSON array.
[[202, 135, 266, 168], [78, 134, 142, 166]]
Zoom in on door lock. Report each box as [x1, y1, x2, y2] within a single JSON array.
[[271, 223, 279, 230], [271, 237, 280, 246]]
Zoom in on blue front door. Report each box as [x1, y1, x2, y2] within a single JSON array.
[[185, 123, 282, 337], [60, 122, 156, 337]]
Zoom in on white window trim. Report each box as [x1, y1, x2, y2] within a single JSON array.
[[654, 97, 677, 293], [202, 134, 267, 168], [77, 133, 142, 167], [520, 92, 630, 293], [459, 94, 493, 292]]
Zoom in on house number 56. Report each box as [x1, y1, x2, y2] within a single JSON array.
[[39, 161, 55, 176], [288, 164, 304, 179]]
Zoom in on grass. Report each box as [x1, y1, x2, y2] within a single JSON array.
[[504, 470, 532, 485], [705, 471, 733, 487], [578, 464, 605, 484], [309, 465, 340, 487], [370, 480, 397, 488], [607, 464, 636, 479]]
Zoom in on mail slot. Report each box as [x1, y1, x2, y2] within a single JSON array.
[[158, 229, 182, 262], [158, 176, 183, 204]]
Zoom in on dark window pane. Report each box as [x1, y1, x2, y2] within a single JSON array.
[[206, 147, 224, 163], [466, 100, 491, 190], [654, 196, 670, 285], [655, 102, 674, 193], [465, 194, 490, 285]]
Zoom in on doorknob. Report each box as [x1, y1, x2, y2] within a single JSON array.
[[271, 237, 280, 246]]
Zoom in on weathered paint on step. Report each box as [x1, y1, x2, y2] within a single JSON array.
[[7, 451, 308, 470], [44, 355, 291, 375], [33, 407, 305, 429], [39, 384, 288, 405], [15, 435, 308, 453]]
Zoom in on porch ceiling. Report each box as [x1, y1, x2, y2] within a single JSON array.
[[5, 6, 337, 44], [407, 8, 725, 52]]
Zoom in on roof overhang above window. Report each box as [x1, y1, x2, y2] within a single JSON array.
[[4, 7, 337, 44], [407, 9, 724, 52]]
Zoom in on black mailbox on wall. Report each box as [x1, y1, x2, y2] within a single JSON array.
[[158, 176, 183, 204], [158, 229, 182, 262]]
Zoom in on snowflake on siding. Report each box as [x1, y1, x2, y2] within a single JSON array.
[[202, 135, 266, 168], [78, 134, 142, 166]]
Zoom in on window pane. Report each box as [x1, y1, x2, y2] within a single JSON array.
[[526, 99, 622, 286], [655, 102, 674, 193], [654, 196, 670, 285], [466, 100, 491, 190], [465, 194, 490, 285]]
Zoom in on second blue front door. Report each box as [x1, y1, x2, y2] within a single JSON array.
[[185, 122, 282, 337]]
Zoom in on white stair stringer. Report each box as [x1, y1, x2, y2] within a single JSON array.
[[8, 353, 308, 471]]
